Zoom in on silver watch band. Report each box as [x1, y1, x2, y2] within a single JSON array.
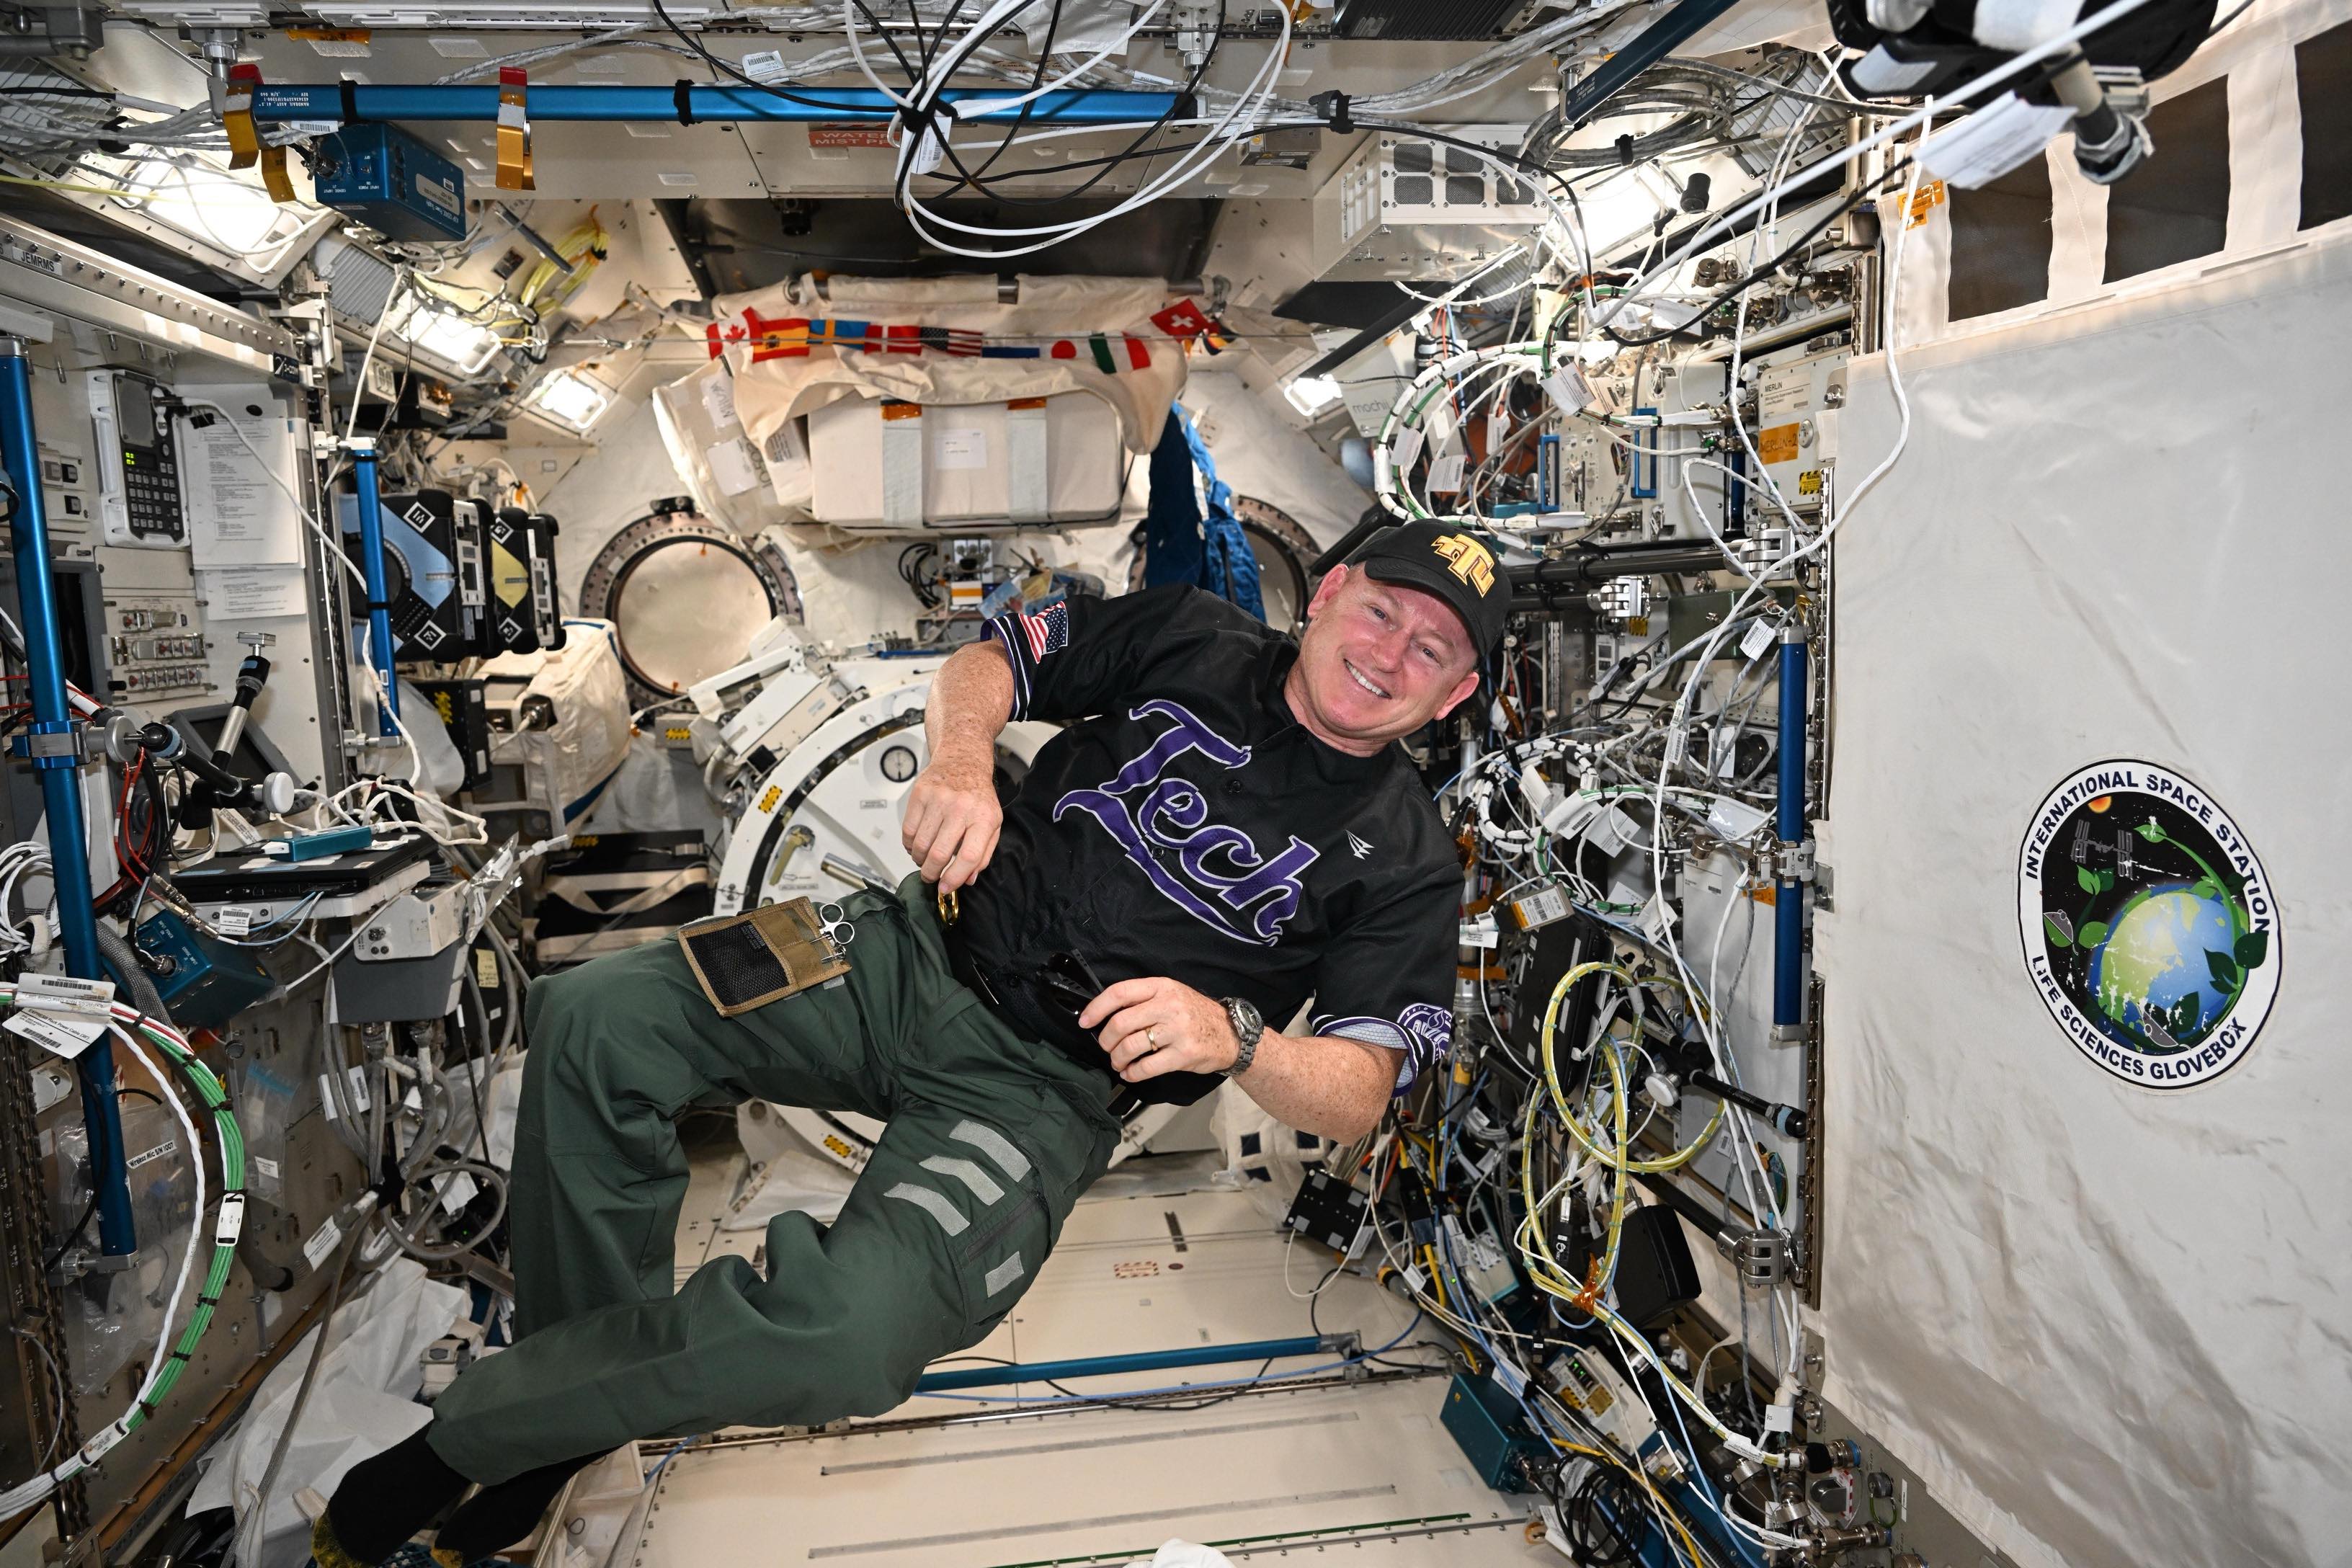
[[1224, 998, 1261, 1076]]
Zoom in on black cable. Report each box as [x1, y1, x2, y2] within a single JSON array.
[[910, 0, 1224, 212], [43, 1197, 97, 1273], [915, 0, 1066, 200], [1603, 154, 1914, 348]]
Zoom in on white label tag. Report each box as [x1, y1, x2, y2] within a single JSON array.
[[1426, 453, 1466, 494], [1476, 1142, 1506, 1179], [215, 1192, 246, 1247], [1458, 912, 1499, 950], [1486, 409, 1510, 453], [17, 972, 116, 1015], [1388, 425, 1424, 473], [215, 907, 256, 937], [318, 1068, 371, 1119], [705, 437, 760, 496], [253, 1155, 282, 1180], [1706, 796, 1772, 844], [126, 1139, 177, 1172], [6, 1009, 109, 1059], [1401, 1262, 1426, 1293], [436, 1171, 480, 1214], [302, 1216, 342, 1271], [1740, 619, 1778, 661], [1492, 1356, 1528, 1399], [700, 370, 739, 430], [1587, 803, 1640, 856], [932, 428, 989, 471], [1541, 366, 1592, 416], [1764, 1399, 1795, 1433]]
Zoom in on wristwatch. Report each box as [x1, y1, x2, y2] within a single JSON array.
[[1220, 997, 1265, 1076]]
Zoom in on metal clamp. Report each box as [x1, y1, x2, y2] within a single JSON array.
[[1717, 1227, 1790, 1288], [1775, 839, 1815, 883], [10, 720, 85, 769]]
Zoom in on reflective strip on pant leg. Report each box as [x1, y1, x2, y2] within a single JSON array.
[[948, 1120, 1030, 1183], [884, 1182, 967, 1237], [919, 1155, 1003, 1206], [983, 1251, 1025, 1296]]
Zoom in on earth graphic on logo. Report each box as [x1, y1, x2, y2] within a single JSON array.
[[2082, 882, 2245, 1050], [2036, 798, 2269, 1056]]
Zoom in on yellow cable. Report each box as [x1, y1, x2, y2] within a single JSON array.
[[0, 174, 153, 202]]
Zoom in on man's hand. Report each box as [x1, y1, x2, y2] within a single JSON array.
[[900, 757, 1001, 893], [1079, 977, 1240, 1083]]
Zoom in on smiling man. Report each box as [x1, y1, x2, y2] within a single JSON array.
[[310, 524, 1501, 1568], [912, 520, 1504, 1139]]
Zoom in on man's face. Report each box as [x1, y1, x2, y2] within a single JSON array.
[[1291, 565, 1482, 749]]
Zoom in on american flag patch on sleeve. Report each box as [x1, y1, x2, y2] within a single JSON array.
[[1015, 601, 1070, 662]]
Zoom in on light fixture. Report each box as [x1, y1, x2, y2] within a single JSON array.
[[393, 300, 503, 375], [119, 157, 288, 254], [523, 368, 615, 432], [1283, 373, 1343, 418]]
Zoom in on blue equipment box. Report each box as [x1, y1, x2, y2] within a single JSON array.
[[1439, 1372, 1549, 1494], [119, 909, 275, 1031], [311, 122, 467, 243]]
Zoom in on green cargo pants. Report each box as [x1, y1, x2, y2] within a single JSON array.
[[426, 876, 1126, 1484]]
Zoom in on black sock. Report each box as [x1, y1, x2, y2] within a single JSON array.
[[318, 1425, 472, 1567], [432, 1451, 606, 1559]]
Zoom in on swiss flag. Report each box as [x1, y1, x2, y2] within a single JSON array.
[[1150, 299, 1219, 340]]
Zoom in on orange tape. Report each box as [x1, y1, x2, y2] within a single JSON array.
[[223, 63, 262, 170], [494, 66, 533, 192]]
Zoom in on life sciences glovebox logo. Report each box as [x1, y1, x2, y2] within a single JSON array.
[[2018, 761, 2279, 1089]]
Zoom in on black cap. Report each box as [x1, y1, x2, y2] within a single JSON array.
[[1345, 522, 1507, 659]]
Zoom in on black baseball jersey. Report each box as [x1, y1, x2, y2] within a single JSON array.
[[957, 584, 1459, 1107]]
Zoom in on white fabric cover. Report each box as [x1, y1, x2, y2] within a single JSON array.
[[649, 357, 813, 531], [188, 1259, 468, 1568], [1819, 222, 2352, 1568], [479, 620, 633, 822], [710, 272, 1190, 458]]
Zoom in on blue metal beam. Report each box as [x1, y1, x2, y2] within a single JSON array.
[[1773, 624, 1808, 1039], [914, 1335, 1335, 1393], [348, 442, 400, 737], [249, 84, 1182, 127], [0, 337, 135, 1257]]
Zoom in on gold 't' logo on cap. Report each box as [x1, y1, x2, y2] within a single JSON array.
[[1431, 533, 1496, 597]]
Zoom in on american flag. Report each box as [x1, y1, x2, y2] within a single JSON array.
[[1015, 601, 1069, 662]]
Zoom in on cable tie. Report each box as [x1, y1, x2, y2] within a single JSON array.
[[1309, 89, 1353, 134], [674, 79, 695, 126], [338, 77, 361, 128]]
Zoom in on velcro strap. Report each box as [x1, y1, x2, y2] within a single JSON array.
[[879, 401, 925, 528], [1006, 397, 1049, 523]]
